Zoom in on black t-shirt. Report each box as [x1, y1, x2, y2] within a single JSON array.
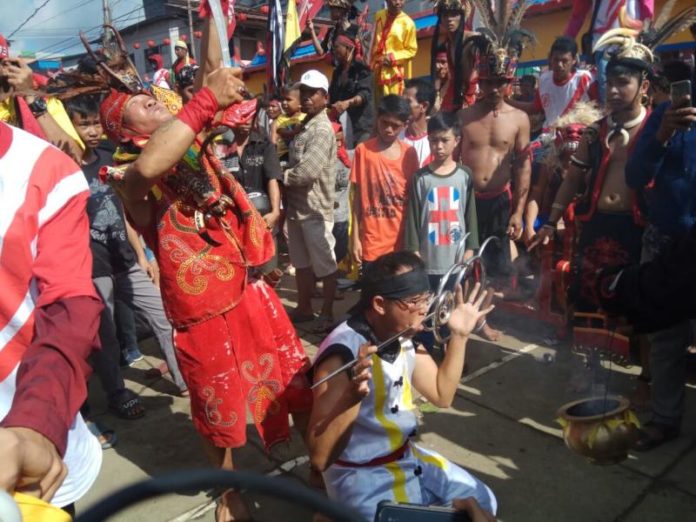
[[222, 132, 282, 195], [328, 60, 374, 144], [82, 148, 137, 278]]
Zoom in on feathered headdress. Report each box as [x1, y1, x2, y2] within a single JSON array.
[[593, 1, 696, 76], [432, 0, 472, 19], [463, 0, 535, 79], [45, 25, 144, 100]]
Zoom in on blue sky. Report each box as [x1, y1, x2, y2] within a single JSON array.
[[0, 0, 145, 57]]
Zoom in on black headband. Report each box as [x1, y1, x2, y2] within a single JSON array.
[[362, 268, 430, 300]]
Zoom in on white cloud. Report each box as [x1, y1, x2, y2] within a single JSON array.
[[0, 0, 145, 57]]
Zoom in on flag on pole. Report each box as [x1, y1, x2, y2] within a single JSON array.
[[266, 0, 284, 94], [284, 0, 301, 53]]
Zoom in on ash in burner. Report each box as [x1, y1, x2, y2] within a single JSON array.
[[567, 398, 621, 418]]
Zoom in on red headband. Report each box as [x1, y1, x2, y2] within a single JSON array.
[[100, 89, 134, 144]]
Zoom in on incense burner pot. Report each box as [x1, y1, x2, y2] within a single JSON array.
[[557, 396, 639, 465]]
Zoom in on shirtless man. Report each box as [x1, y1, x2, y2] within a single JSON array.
[[530, 38, 651, 361], [459, 60, 531, 340]]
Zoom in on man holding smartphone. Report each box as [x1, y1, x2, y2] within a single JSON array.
[[625, 71, 696, 451]]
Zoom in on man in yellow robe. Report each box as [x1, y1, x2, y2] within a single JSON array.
[[370, 0, 418, 97]]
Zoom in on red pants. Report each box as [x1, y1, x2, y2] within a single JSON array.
[[174, 279, 312, 448]]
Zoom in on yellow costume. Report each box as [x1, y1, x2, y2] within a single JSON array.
[[0, 97, 84, 148], [370, 10, 418, 96]]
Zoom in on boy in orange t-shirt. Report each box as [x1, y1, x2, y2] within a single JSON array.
[[350, 94, 420, 266]]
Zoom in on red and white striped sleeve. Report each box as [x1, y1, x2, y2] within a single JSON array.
[[31, 145, 97, 307]]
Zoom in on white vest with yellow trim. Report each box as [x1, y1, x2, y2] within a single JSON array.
[[314, 316, 418, 464]]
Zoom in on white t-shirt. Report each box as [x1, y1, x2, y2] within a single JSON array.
[[400, 130, 430, 168], [534, 69, 595, 128]]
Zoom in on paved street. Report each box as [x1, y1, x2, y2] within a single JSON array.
[[77, 274, 696, 521]]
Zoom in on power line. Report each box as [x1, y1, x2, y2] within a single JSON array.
[[8, 0, 55, 38], [14, 0, 97, 33], [34, 5, 144, 56]]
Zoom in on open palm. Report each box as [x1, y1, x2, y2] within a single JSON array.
[[447, 283, 495, 338]]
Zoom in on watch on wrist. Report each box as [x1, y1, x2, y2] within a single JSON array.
[[28, 97, 48, 117]]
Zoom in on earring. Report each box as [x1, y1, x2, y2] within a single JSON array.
[[641, 93, 649, 106]]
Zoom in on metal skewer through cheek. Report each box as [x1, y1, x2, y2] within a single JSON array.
[[311, 236, 497, 390]]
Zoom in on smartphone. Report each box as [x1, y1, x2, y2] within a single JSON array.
[[670, 80, 692, 107], [374, 501, 472, 522]]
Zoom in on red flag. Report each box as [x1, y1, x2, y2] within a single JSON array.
[[297, 0, 323, 31]]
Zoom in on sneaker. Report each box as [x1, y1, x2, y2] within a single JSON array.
[[123, 349, 144, 367]]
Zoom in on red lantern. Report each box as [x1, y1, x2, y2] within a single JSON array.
[[163, 37, 171, 45], [181, 34, 188, 41], [237, 12, 247, 22], [133, 42, 141, 49], [260, 5, 269, 14], [194, 30, 203, 39], [147, 39, 156, 48]]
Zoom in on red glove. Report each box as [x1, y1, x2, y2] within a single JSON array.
[[220, 98, 258, 128]]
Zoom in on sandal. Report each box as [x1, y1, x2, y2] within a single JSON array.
[[633, 421, 680, 452], [109, 390, 145, 420], [144, 362, 169, 379], [86, 420, 118, 450]]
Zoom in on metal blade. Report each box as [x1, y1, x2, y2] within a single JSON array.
[[208, 0, 232, 67]]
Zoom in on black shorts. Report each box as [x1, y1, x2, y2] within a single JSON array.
[[476, 189, 512, 278]]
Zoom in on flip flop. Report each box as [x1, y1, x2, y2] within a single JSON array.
[[108, 390, 145, 420], [86, 420, 118, 450], [144, 362, 169, 379]]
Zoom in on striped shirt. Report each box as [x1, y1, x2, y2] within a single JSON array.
[[0, 122, 101, 506]]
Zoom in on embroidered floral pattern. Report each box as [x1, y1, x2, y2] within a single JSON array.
[[161, 234, 235, 294], [202, 386, 238, 427], [241, 354, 281, 423]]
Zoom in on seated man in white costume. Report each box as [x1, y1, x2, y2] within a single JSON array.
[[307, 251, 497, 520]]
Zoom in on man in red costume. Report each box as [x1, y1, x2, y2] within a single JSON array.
[[99, 65, 311, 522]]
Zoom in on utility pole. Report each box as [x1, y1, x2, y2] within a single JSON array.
[[187, 0, 196, 60], [102, 0, 113, 46]]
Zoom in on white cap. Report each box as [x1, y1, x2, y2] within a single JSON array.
[[299, 69, 329, 92]]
